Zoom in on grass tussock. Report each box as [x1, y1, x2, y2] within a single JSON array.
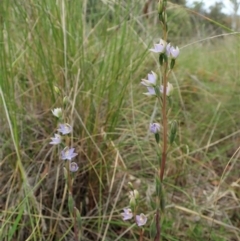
[[0, 0, 240, 240]]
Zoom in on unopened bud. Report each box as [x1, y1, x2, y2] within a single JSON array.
[[158, 0, 164, 14], [133, 189, 140, 200], [128, 182, 134, 190], [63, 167, 68, 180], [129, 197, 136, 209], [52, 108, 62, 118], [68, 194, 74, 214], [170, 120, 177, 144], [54, 85, 60, 94], [63, 96, 68, 105], [129, 189, 139, 200]]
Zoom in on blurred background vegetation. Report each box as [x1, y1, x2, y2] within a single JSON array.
[[0, 0, 240, 240]]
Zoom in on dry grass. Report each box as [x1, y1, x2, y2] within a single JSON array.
[[0, 1, 240, 240]]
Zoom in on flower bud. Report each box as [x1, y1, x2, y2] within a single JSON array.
[[164, 12, 168, 23], [68, 194, 75, 214], [63, 167, 68, 180], [129, 197, 136, 210], [160, 82, 173, 96], [155, 133, 160, 144], [54, 85, 60, 94], [69, 161, 79, 172], [170, 120, 177, 144], [52, 108, 62, 118], [63, 96, 68, 106], [158, 0, 164, 14], [128, 182, 134, 190], [134, 189, 140, 199], [170, 59, 176, 69], [130, 189, 139, 200]]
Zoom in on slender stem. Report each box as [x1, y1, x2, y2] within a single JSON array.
[[154, 209, 161, 241], [155, 11, 169, 241], [66, 162, 73, 202], [139, 228, 144, 241], [155, 59, 168, 241], [160, 61, 168, 181], [74, 207, 79, 241]]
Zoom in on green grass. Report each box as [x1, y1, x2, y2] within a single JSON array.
[[0, 0, 240, 240]]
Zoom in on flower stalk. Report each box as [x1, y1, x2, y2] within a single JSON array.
[[121, 1, 180, 240], [160, 60, 168, 182], [141, 1, 180, 240], [50, 89, 81, 241]]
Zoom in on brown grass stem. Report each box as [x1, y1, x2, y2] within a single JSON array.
[[154, 209, 161, 241], [155, 2, 169, 240], [160, 61, 168, 182]]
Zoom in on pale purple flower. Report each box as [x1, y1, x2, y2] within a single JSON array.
[[150, 39, 166, 53], [49, 134, 61, 145], [170, 46, 179, 59], [69, 161, 79, 172], [144, 87, 157, 96], [160, 82, 173, 96], [61, 147, 78, 160], [136, 213, 147, 226], [166, 43, 179, 59], [58, 123, 72, 135], [150, 123, 161, 134], [141, 71, 157, 87], [166, 43, 171, 56], [52, 108, 62, 118], [121, 208, 133, 221]]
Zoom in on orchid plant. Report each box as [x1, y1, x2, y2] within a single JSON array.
[[50, 99, 82, 240], [121, 0, 180, 240]]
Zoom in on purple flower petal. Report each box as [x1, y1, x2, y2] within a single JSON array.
[[61, 147, 78, 160], [136, 213, 147, 226], [58, 123, 72, 135], [49, 134, 61, 145], [149, 123, 161, 134], [121, 208, 133, 221]]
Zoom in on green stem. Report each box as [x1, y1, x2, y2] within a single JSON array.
[[74, 207, 79, 241]]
